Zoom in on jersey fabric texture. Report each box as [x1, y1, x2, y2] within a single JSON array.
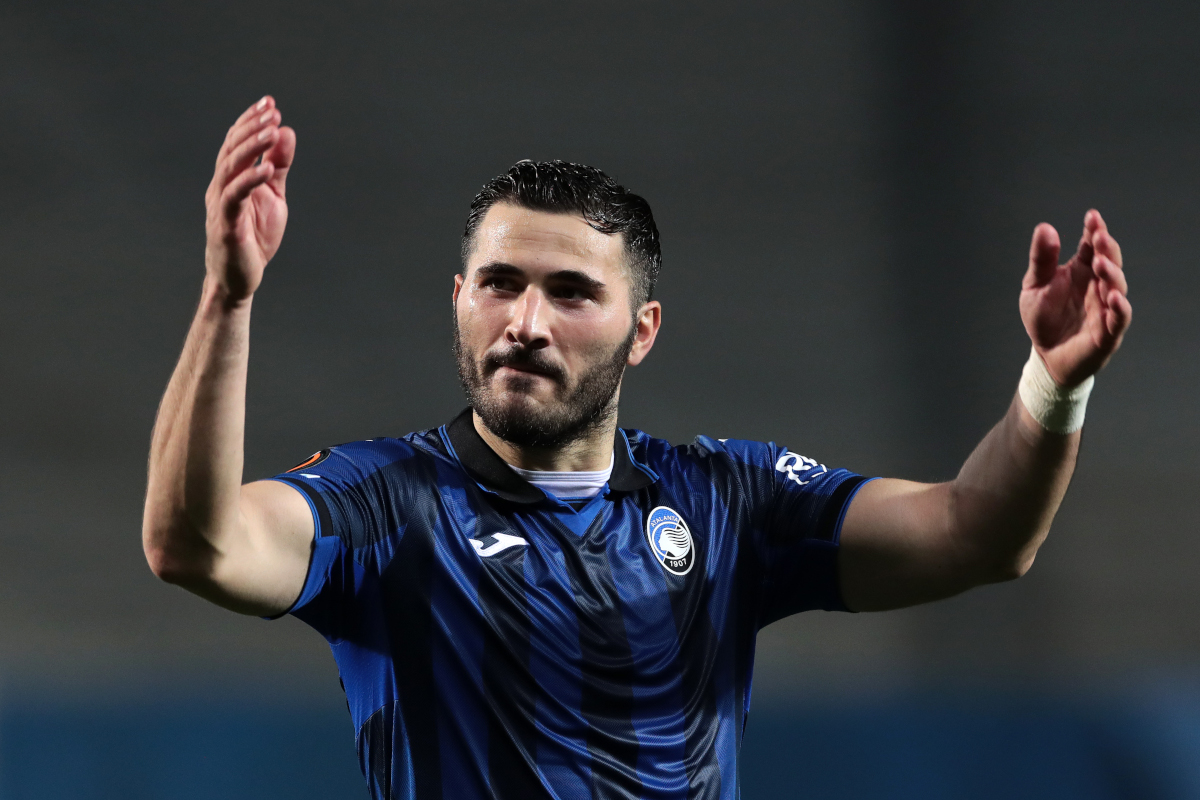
[[269, 409, 872, 800]]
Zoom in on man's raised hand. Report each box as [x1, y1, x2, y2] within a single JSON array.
[[1019, 209, 1132, 387], [204, 96, 296, 301]]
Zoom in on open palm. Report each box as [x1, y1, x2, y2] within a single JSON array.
[[204, 96, 296, 300], [1019, 210, 1132, 387]]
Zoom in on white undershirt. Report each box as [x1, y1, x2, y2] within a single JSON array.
[[509, 455, 615, 499]]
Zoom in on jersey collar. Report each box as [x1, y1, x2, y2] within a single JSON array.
[[442, 407, 657, 504]]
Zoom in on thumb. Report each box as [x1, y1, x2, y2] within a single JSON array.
[[1024, 222, 1060, 288], [265, 126, 296, 196]]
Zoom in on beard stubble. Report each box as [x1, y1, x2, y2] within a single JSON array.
[[453, 318, 637, 449]]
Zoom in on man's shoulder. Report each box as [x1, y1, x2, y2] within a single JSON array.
[[622, 428, 781, 473], [280, 427, 452, 485]]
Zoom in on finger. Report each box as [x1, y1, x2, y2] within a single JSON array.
[[221, 96, 275, 148], [264, 126, 296, 197], [1082, 209, 1106, 254], [221, 162, 275, 220], [1093, 254, 1128, 295], [210, 116, 279, 204], [1093, 228, 1123, 270], [1070, 209, 1103, 269], [1024, 223, 1060, 288], [218, 106, 280, 163], [213, 128, 277, 199], [1104, 288, 1133, 339], [215, 126, 279, 192], [229, 95, 273, 133]]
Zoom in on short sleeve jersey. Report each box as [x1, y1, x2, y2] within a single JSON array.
[[270, 410, 872, 800]]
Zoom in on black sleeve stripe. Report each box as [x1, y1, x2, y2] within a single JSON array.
[[814, 475, 871, 544], [275, 475, 335, 542]]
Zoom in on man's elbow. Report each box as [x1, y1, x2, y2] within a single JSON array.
[[141, 517, 217, 587], [984, 548, 1038, 584], [144, 541, 186, 584], [143, 539, 197, 585]]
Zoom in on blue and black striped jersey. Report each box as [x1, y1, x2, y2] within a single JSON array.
[[270, 409, 872, 800]]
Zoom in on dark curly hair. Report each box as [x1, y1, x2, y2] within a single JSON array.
[[461, 160, 661, 306]]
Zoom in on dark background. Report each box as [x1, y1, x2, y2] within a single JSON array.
[[1, 1, 1198, 797]]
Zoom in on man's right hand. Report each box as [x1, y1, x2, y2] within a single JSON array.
[[204, 96, 296, 301]]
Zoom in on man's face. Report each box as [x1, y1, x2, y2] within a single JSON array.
[[453, 203, 658, 448]]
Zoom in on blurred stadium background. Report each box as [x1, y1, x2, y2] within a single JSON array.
[[1, 1, 1198, 797]]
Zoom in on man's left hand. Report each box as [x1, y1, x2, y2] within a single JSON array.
[[1019, 209, 1132, 387]]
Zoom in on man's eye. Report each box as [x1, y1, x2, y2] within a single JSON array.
[[482, 277, 518, 292], [553, 287, 591, 301]]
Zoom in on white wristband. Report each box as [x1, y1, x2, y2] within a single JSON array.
[[1017, 347, 1093, 434]]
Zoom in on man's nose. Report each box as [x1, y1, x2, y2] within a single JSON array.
[[505, 287, 551, 348]]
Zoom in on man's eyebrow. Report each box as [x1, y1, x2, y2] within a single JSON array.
[[475, 262, 606, 290], [475, 262, 523, 278], [548, 270, 606, 290]]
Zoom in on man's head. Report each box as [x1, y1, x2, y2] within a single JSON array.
[[453, 160, 662, 449], [462, 160, 661, 307]]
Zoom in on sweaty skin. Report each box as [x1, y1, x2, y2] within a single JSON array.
[[454, 203, 660, 472], [142, 98, 1131, 619]]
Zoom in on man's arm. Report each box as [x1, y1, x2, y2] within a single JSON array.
[[142, 96, 311, 617], [839, 210, 1132, 612]]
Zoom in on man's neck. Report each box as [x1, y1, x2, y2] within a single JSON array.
[[472, 410, 617, 472]]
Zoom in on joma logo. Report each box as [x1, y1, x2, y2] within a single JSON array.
[[470, 532, 528, 558]]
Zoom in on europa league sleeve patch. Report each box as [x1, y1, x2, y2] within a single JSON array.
[[285, 448, 331, 473]]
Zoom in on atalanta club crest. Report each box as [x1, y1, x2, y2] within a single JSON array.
[[646, 506, 695, 576]]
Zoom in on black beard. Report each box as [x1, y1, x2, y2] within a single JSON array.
[[453, 320, 636, 449]]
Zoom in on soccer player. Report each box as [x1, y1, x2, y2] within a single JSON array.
[[143, 96, 1131, 800]]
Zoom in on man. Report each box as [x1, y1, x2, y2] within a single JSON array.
[[143, 96, 1131, 800]]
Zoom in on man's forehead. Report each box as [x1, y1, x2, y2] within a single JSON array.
[[469, 203, 624, 272]]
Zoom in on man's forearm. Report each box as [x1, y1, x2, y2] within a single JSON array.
[[143, 278, 253, 584], [949, 392, 1080, 580], [840, 392, 1082, 611]]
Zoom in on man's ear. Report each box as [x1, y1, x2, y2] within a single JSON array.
[[452, 273, 464, 306], [627, 301, 662, 367]]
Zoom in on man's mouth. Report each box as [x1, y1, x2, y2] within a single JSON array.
[[499, 364, 549, 377], [486, 356, 564, 384]]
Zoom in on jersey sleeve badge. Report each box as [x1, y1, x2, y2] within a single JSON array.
[[285, 448, 331, 473]]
